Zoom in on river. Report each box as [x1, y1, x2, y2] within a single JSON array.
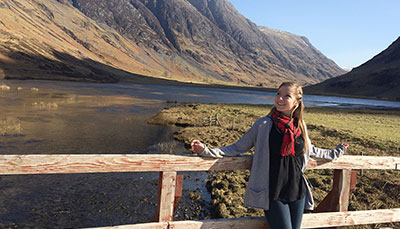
[[0, 79, 399, 228]]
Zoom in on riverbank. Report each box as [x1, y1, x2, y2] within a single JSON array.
[[148, 103, 400, 228], [122, 76, 400, 102], [4, 75, 400, 102]]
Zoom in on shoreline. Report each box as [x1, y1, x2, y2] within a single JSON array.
[[3, 76, 399, 102], [121, 77, 400, 102]]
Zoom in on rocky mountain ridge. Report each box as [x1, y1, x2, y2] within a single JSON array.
[[0, 0, 346, 87], [305, 36, 400, 101]]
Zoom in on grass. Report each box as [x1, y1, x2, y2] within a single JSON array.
[[304, 107, 400, 156], [0, 117, 22, 135]]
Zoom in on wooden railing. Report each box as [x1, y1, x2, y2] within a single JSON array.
[[1, 154, 400, 228]]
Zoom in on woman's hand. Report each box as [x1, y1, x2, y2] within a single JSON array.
[[191, 140, 205, 154], [340, 140, 349, 148]]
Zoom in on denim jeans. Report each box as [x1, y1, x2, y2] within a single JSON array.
[[264, 197, 305, 229]]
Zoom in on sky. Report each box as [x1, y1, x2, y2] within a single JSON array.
[[228, 0, 400, 70]]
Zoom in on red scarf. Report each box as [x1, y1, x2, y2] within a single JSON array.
[[271, 109, 302, 157]]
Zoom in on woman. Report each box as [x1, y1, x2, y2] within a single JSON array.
[[191, 82, 348, 229]]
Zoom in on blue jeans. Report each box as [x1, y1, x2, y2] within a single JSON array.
[[264, 197, 305, 229]]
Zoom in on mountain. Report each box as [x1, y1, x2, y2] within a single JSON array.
[[0, 0, 346, 87], [305, 37, 400, 101]]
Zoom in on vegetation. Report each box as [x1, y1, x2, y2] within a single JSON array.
[[0, 117, 22, 136], [148, 103, 400, 228]]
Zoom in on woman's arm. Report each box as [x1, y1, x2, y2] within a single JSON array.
[[191, 120, 259, 158], [303, 120, 348, 160], [309, 143, 348, 160]]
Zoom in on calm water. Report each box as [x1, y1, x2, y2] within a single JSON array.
[[0, 80, 180, 154], [1, 79, 399, 227], [0, 81, 400, 154], [20, 80, 400, 108], [1, 79, 400, 154]]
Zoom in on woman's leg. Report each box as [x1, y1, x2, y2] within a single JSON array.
[[264, 200, 292, 229], [264, 197, 306, 229], [288, 197, 306, 229]]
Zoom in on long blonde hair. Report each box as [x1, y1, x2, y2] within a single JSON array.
[[269, 82, 309, 153]]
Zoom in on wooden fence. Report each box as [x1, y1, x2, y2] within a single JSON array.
[[1, 154, 400, 228]]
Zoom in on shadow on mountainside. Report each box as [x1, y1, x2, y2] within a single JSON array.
[[0, 49, 153, 83], [0, 49, 281, 92]]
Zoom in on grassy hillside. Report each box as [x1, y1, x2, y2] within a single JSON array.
[[305, 37, 400, 101]]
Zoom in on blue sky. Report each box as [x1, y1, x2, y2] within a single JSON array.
[[228, 0, 400, 70]]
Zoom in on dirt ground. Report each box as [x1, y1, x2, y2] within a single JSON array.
[[148, 103, 400, 229]]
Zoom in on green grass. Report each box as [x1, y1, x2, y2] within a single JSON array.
[[304, 108, 400, 156]]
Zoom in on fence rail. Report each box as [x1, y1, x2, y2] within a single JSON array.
[[1, 154, 399, 228], [94, 208, 400, 229], [1, 154, 399, 175]]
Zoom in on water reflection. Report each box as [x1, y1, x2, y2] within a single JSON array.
[[0, 82, 181, 154]]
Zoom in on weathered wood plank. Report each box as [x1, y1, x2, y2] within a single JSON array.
[[0, 154, 252, 175], [308, 155, 400, 170], [167, 208, 400, 229], [156, 172, 176, 222], [302, 208, 400, 228], [169, 217, 269, 229], [173, 174, 184, 211], [0, 155, 399, 175], [89, 221, 168, 229], [337, 169, 352, 213], [88, 208, 400, 228]]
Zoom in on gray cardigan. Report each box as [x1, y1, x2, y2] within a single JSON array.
[[199, 115, 346, 211]]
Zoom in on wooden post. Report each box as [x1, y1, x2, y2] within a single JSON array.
[[154, 173, 183, 223], [215, 114, 221, 126], [350, 170, 357, 192], [155, 171, 177, 222], [173, 175, 184, 211], [315, 169, 354, 212], [337, 169, 352, 212], [360, 152, 364, 176], [314, 169, 355, 229]]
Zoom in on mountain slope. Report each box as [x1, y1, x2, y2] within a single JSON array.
[[0, 0, 182, 82], [0, 0, 345, 87], [305, 37, 400, 101]]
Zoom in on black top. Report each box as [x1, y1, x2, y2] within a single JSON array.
[[269, 122, 307, 203]]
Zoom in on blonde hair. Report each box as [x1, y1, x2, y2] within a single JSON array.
[[270, 82, 309, 153]]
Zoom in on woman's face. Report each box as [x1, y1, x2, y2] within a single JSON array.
[[274, 85, 299, 116]]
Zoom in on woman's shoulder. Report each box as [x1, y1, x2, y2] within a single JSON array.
[[254, 115, 273, 125]]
